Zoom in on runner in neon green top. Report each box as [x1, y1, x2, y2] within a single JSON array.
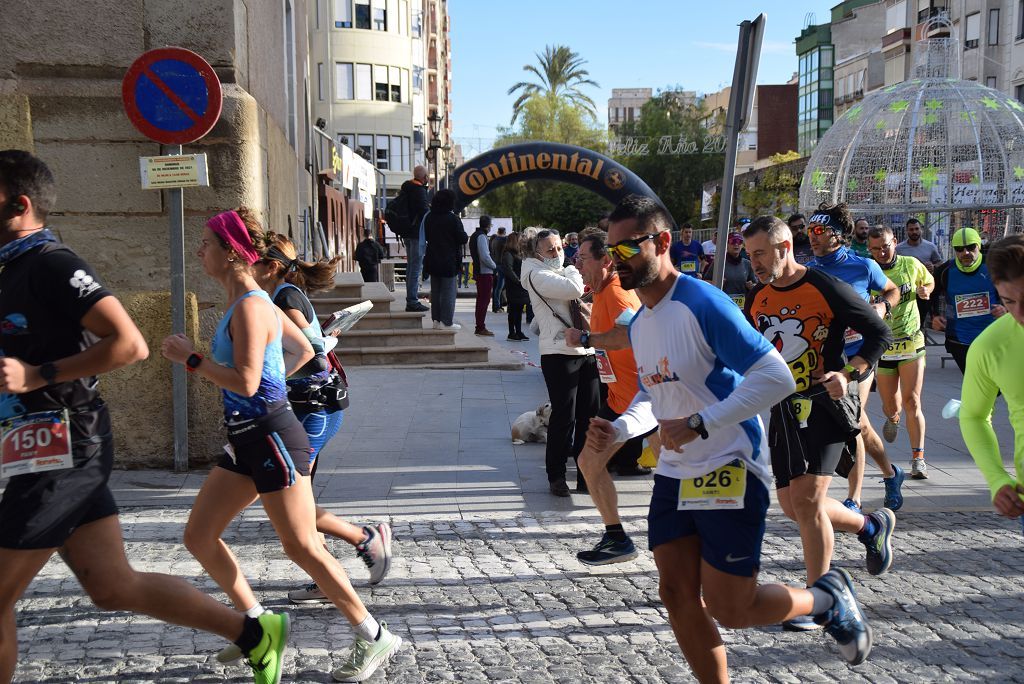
[[868, 226, 934, 480], [960, 235, 1024, 533]]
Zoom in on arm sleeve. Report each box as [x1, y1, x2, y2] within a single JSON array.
[[456, 217, 469, 245], [477, 234, 497, 269], [528, 265, 585, 300], [866, 259, 889, 294], [817, 273, 893, 365], [611, 388, 658, 441], [932, 262, 950, 316], [700, 350, 796, 432], [959, 340, 1015, 499], [916, 260, 934, 288], [500, 252, 521, 286]]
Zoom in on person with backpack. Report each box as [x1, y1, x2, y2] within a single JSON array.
[[354, 228, 385, 283], [385, 166, 430, 312]]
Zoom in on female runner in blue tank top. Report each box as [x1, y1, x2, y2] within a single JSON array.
[[254, 232, 392, 602], [160, 209, 402, 683]]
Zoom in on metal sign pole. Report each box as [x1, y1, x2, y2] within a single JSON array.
[[713, 14, 766, 289], [168, 143, 189, 472]]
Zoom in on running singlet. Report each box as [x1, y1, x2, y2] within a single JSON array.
[[272, 283, 330, 380], [670, 240, 703, 277], [936, 260, 1000, 344], [623, 275, 776, 487], [879, 255, 933, 359], [589, 275, 640, 414], [808, 246, 888, 357], [960, 314, 1024, 500], [746, 268, 891, 395], [0, 233, 111, 428], [211, 290, 288, 421]]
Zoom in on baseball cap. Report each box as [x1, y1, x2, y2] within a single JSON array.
[[728, 233, 744, 245], [951, 227, 981, 247]]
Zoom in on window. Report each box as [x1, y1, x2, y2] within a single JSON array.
[[335, 0, 352, 27], [987, 76, 997, 89], [355, 63, 371, 99], [411, 8, 423, 37], [315, 0, 321, 28], [1016, 83, 1024, 102], [1018, 0, 1024, 40], [886, 0, 907, 34], [412, 66, 424, 92], [989, 8, 1000, 45], [372, 0, 386, 30], [336, 63, 354, 99], [401, 137, 410, 172], [355, 0, 370, 29], [284, 0, 296, 146], [357, 134, 373, 159], [398, 0, 408, 34], [966, 12, 980, 48], [374, 65, 389, 101], [375, 135, 390, 170], [402, 68, 410, 103], [389, 66, 401, 102], [317, 63, 325, 100]]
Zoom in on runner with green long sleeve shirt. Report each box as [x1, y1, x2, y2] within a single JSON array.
[[959, 235, 1024, 534]]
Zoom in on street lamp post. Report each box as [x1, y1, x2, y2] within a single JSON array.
[[426, 110, 444, 191]]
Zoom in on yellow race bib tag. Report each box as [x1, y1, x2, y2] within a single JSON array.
[[730, 294, 746, 309], [680, 261, 697, 272], [678, 460, 747, 510], [881, 334, 920, 361], [790, 397, 813, 426]]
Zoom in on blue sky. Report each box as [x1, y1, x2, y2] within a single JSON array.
[[449, 0, 837, 159]]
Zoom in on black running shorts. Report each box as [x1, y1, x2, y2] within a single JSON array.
[[0, 410, 118, 550], [217, 403, 312, 494]]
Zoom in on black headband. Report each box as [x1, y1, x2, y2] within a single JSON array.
[[266, 246, 298, 272]]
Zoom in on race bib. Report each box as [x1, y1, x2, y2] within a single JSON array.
[[678, 460, 747, 510], [955, 292, 991, 318], [730, 294, 746, 309], [790, 397, 813, 427], [0, 410, 73, 479], [843, 327, 863, 345], [882, 335, 921, 361], [680, 260, 697, 273], [594, 349, 617, 384]]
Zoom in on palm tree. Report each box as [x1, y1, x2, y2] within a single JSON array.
[[507, 45, 599, 125]]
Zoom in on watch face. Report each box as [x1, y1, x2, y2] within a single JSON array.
[[688, 414, 701, 429]]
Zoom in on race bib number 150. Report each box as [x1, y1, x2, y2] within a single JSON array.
[[0, 410, 73, 479]]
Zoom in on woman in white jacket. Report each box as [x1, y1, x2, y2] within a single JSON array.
[[521, 229, 600, 497]]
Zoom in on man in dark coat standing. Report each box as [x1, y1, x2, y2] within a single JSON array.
[[355, 227, 386, 283]]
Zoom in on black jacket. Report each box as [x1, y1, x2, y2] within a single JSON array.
[[354, 238, 385, 268], [400, 179, 430, 231], [500, 250, 530, 305], [424, 211, 469, 278]]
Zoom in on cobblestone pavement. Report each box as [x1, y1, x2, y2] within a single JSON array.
[[12, 506, 1024, 683]]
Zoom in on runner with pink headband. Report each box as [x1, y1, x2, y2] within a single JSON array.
[[208, 210, 261, 265]]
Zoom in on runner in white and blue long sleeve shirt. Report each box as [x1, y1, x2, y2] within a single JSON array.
[[584, 197, 874, 681]]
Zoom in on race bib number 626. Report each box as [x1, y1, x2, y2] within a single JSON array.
[[0, 410, 73, 479], [678, 460, 747, 510]]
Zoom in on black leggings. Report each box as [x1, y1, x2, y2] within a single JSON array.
[[541, 354, 600, 482], [507, 302, 525, 336], [945, 337, 970, 375]]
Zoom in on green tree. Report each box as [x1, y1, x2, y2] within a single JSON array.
[[737, 152, 802, 218], [613, 92, 725, 226], [508, 45, 599, 125]]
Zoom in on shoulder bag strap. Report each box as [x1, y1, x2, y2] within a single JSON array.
[[526, 271, 573, 329]]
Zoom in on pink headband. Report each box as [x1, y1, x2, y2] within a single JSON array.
[[207, 211, 260, 265]]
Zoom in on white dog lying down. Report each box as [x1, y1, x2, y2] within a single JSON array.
[[511, 402, 552, 444]]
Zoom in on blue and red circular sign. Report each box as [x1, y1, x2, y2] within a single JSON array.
[[122, 47, 223, 145]]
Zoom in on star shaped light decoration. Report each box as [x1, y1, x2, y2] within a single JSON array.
[[961, 111, 975, 122], [925, 98, 943, 111], [847, 177, 859, 192], [923, 112, 939, 125], [846, 105, 864, 120], [874, 169, 887, 183], [919, 165, 941, 191], [889, 100, 910, 113], [1014, 166, 1024, 181], [1009, 100, 1024, 113], [981, 96, 1000, 111]]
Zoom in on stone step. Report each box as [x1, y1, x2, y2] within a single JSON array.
[[339, 344, 490, 366], [317, 278, 393, 300], [318, 311, 424, 331], [335, 328, 455, 349], [310, 295, 395, 316]]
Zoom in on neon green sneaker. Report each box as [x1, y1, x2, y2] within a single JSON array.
[[331, 622, 402, 682], [247, 612, 289, 684]]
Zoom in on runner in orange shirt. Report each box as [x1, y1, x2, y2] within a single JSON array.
[[567, 228, 654, 565]]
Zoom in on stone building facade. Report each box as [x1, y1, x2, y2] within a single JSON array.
[[0, 0, 314, 467]]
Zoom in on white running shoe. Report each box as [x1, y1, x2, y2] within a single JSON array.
[[356, 523, 393, 585], [442, 322, 462, 330], [287, 581, 330, 604], [332, 623, 402, 682], [432, 320, 441, 329], [910, 457, 928, 479]]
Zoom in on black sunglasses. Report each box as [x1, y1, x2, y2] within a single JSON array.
[[953, 244, 979, 253]]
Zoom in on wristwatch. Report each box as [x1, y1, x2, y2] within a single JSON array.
[[579, 331, 591, 348], [687, 413, 709, 440], [882, 299, 893, 319], [186, 353, 204, 372], [842, 364, 863, 382], [39, 362, 58, 385]]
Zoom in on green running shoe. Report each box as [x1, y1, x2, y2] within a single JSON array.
[[247, 612, 289, 684], [332, 622, 402, 682]]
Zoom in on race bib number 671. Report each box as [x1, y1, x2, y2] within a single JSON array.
[[0, 410, 73, 479]]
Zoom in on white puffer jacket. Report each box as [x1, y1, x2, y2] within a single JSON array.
[[521, 257, 592, 357]]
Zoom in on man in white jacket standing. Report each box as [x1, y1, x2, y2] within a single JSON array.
[[586, 196, 874, 680], [522, 229, 599, 496]]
